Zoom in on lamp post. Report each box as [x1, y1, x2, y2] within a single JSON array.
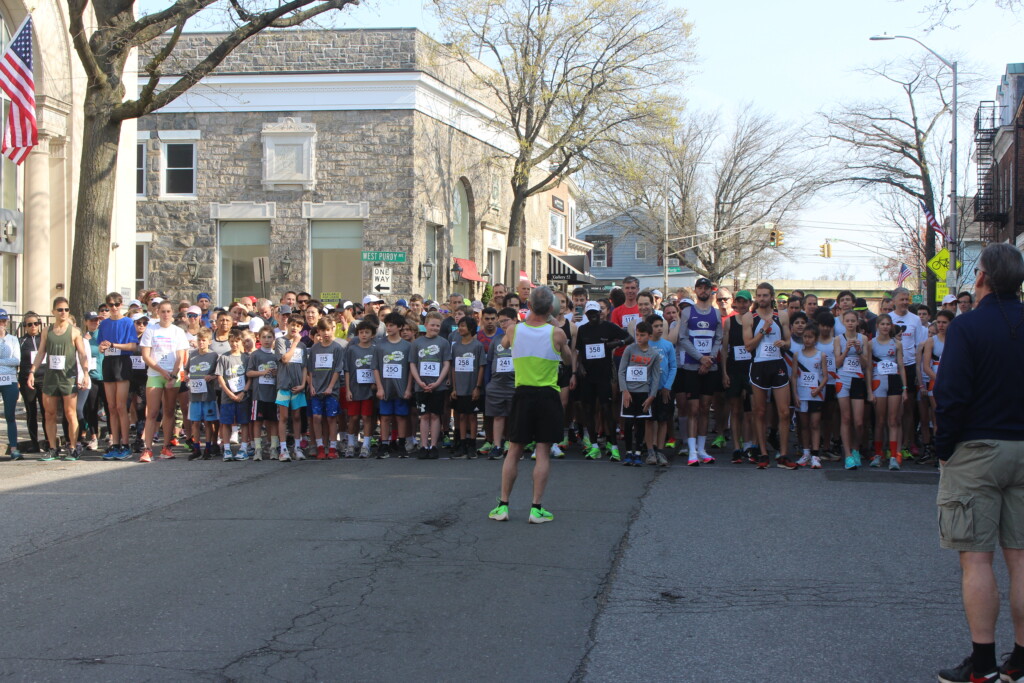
[[871, 33, 958, 296]]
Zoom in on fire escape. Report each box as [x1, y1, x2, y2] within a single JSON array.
[[974, 101, 1007, 243]]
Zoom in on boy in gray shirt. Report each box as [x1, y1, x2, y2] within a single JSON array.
[[483, 308, 517, 460], [186, 329, 219, 460], [410, 311, 451, 457], [373, 312, 413, 458], [246, 326, 280, 460], [307, 319, 345, 458], [450, 316, 485, 459], [617, 321, 661, 466], [345, 320, 379, 458], [273, 314, 308, 461]]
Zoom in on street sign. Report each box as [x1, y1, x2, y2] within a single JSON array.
[[667, 266, 682, 274], [319, 292, 341, 305], [927, 248, 961, 279], [911, 294, 923, 304], [935, 282, 949, 302], [372, 266, 393, 294], [253, 257, 270, 283], [361, 251, 407, 263]]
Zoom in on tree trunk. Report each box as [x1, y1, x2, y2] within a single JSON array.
[[506, 189, 529, 284], [69, 96, 123, 320]]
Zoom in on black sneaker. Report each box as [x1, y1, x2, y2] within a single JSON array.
[[1000, 654, 1024, 683], [745, 446, 759, 464], [427, 447, 440, 460], [416, 447, 430, 460], [731, 450, 744, 464], [756, 454, 769, 469], [937, 656, 998, 683]]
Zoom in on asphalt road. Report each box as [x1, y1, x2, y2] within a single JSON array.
[[0, 448, 1003, 682]]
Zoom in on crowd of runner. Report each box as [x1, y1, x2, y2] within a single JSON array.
[[0, 275, 969, 472]]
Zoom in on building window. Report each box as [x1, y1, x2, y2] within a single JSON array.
[[531, 250, 542, 281], [162, 143, 196, 196], [569, 204, 576, 238], [218, 221, 271, 305], [549, 211, 565, 250], [1, 253, 16, 304], [136, 143, 146, 196], [452, 180, 470, 259], [310, 220, 362, 306], [490, 174, 501, 210], [487, 248, 501, 284], [261, 117, 317, 191], [592, 240, 608, 268], [635, 239, 649, 261], [0, 102, 17, 210], [135, 243, 149, 294]]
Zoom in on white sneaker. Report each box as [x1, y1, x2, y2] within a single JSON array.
[[344, 444, 356, 458], [294, 448, 306, 461], [810, 455, 822, 469], [645, 453, 658, 466], [869, 455, 882, 468], [358, 446, 370, 459], [253, 449, 263, 462], [278, 451, 291, 462], [551, 444, 564, 458], [223, 450, 233, 461], [796, 453, 811, 467], [888, 456, 901, 471], [229, 428, 239, 445]]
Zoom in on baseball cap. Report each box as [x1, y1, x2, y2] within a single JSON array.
[[244, 296, 257, 305], [584, 301, 601, 314], [651, 289, 663, 298], [84, 311, 99, 321], [427, 301, 440, 311], [396, 298, 409, 308], [942, 294, 957, 304], [248, 318, 265, 333], [197, 292, 212, 302], [823, 298, 837, 309], [278, 304, 292, 315], [363, 294, 384, 305], [0, 309, 9, 320], [341, 300, 354, 309], [681, 298, 696, 306], [186, 305, 202, 316], [853, 297, 869, 312], [734, 290, 752, 301], [131, 312, 148, 322], [323, 304, 334, 313], [777, 294, 789, 303], [151, 297, 164, 304], [694, 277, 713, 288], [471, 300, 484, 312], [128, 299, 142, 308]]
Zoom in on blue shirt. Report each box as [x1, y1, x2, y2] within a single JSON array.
[[97, 316, 136, 355], [650, 338, 677, 391], [934, 292, 1024, 460]]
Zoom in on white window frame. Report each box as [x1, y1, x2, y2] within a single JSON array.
[[262, 117, 317, 191], [159, 141, 197, 199], [136, 142, 147, 197], [549, 211, 565, 250], [635, 239, 649, 261], [592, 241, 608, 268]]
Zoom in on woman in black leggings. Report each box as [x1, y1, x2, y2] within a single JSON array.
[[19, 312, 46, 451]]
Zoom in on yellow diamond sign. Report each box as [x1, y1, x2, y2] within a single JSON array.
[[927, 248, 961, 278]]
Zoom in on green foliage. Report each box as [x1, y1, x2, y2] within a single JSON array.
[[481, 283, 493, 305]]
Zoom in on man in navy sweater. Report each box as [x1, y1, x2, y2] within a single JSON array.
[[935, 243, 1024, 683]]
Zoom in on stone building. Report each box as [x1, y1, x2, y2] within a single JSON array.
[[136, 28, 592, 306]]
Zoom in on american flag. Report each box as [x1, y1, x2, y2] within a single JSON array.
[[918, 198, 948, 243], [0, 16, 35, 165], [896, 262, 912, 287]]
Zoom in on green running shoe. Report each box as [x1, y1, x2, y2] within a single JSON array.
[[477, 441, 495, 455], [557, 437, 570, 449], [525, 441, 536, 451], [39, 449, 58, 462], [488, 501, 509, 521], [712, 434, 728, 449], [528, 506, 553, 524], [607, 445, 621, 461], [900, 448, 914, 461], [585, 444, 601, 459], [582, 436, 593, 449]]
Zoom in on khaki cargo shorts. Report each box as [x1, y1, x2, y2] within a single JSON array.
[[938, 439, 1024, 552]]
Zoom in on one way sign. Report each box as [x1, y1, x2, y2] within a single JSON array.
[[372, 266, 392, 294]]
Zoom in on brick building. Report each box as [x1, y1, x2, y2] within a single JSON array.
[[136, 29, 591, 306], [974, 63, 1024, 251]]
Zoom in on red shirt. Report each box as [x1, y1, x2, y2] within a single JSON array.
[[611, 304, 640, 356]]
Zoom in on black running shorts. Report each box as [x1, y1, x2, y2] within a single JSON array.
[[509, 386, 563, 444], [749, 360, 789, 390], [102, 355, 133, 382]]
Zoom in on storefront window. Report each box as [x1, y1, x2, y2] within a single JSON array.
[[310, 220, 362, 303], [219, 221, 270, 305]]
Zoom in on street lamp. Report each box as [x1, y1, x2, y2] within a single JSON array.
[[871, 33, 959, 295], [451, 260, 463, 282], [185, 256, 200, 283], [419, 257, 434, 281]]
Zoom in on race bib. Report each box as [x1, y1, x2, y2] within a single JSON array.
[[157, 352, 175, 370], [626, 365, 648, 383], [877, 359, 897, 376], [29, 351, 37, 365], [693, 337, 713, 354], [798, 372, 817, 388], [585, 343, 606, 360], [227, 375, 245, 392], [315, 353, 333, 369], [826, 356, 836, 372], [130, 356, 145, 370], [621, 314, 640, 328], [496, 356, 513, 373], [189, 378, 208, 394], [842, 357, 861, 374], [289, 347, 304, 364], [454, 356, 474, 373], [104, 346, 120, 357], [382, 363, 402, 379], [356, 368, 373, 384], [258, 373, 275, 385], [759, 343, 781, 360], [49, 355, 66, 371], [88, 356, 97, 371], [0, 373, 14, 386], [420, 361, 440, 377], [733, 346, 751, 361]]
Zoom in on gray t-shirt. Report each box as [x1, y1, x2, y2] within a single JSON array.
[[307, 340, 345, 396], [345, 343, 378, 401], [273, 336, 307, 393], [412, 335, 452, 391], [186, 350, 218, 403], [246, 348, 279, 403], [210, 335, 231, 357], [486, 338, 515, 398], [450, 338, 485, 396], [373, 337, 412, 400], [216, 352, 250, 403], [617, 343, 662, 394]]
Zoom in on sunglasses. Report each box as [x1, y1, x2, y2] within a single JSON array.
[[187, 313, 200, 318], [717, 298, 731, 303], [25, 321, 40, 326], [55, 307, 70, 312]]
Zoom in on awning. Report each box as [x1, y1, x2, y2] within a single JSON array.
[[547, 253, 596, 284], [453, 258, 488, 282]]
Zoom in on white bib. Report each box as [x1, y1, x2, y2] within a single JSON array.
[[189, 378, 208, 394], [88, 356, 98, 371], [759, 343, 781, 360], [585, 343, 606, 360], [842, 356, 861, 374], [626, 365, 648, 383], [258, 373, 275, 385], [496, 356, 513, 373], [227, 375, 245, 392], [693, 337, 713, 354], [356, 368, 374, 384], [29, 351, 37, 365], [130, 355, 145, 370], [382, 363, 402, 379], [315, 353, 333, 369], [49, 355, 66, 371], [420, 361, 440, 377], [104, 346, 121, 357], [798, 372, 817, 388], [289, 346, 304, 364], [157, 352, 175, 370], [621, 314, 640, 328], [454, 356, 474, 373], [877, 359, 897, 376], [826, 356, 836, 372], [733, 346, 751, 361], [0, 373, 14, 386]]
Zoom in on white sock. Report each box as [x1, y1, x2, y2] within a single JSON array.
[[743, 441, 754, 450], [803, 448, 811, 456], [363, 436, 371, 449], [687, 437, 697, 456], [254, 437, 262, 450], [329, 440, 337, 449], [697, 435, 706, 452], [280, 442, 288, 453], [316, 438, 323, 447]]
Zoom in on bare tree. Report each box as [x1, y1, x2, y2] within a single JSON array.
[[916, 0, 1022, 30], [581, 109, 824, 284], [819, 55, 979, 302], [67, 0, 358, 317], [430, 0, 692, 282]]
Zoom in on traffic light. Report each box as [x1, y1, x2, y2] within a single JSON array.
[[775, 229, 784, 248], [768, 229, 778, 247], [825, 242, 832, 258], [819, 244, 828, 258]]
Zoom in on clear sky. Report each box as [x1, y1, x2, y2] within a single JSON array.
[[266, 0, 1024, 279]]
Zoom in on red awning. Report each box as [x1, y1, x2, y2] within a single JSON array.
[[454, 258, 488, 282]]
